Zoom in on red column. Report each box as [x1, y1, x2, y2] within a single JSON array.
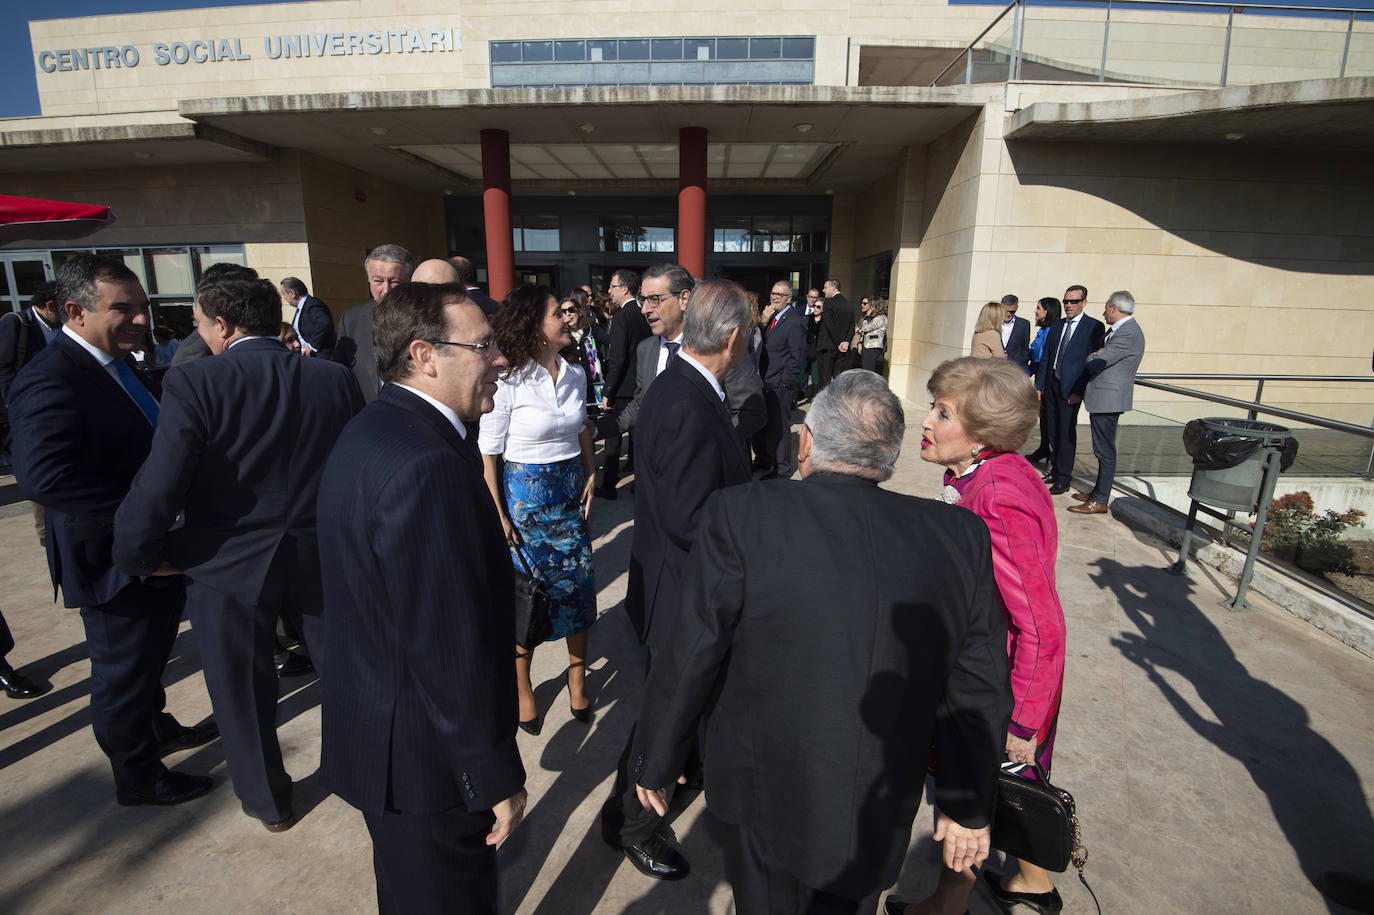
[[481, 128, 515, 302], [678, 126, 707, 278]]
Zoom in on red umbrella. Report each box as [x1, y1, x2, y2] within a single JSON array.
[[0, 194, 115, 244]]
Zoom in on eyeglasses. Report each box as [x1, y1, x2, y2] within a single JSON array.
[[559, 306, 580, 315], [426, 338, 496, 355], [640, 292, 676, 305], [608, 282, 626, 289], [1063, 298, 1084, 306]]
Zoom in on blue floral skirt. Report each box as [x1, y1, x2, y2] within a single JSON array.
[[503, 457, 596, 640]]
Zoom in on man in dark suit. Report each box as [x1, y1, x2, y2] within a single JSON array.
[[618, 263, 764, 441], [172, 263, 262, 368], [1071, 290, 1147, 515], [113, 276, 364, 831], [819, 277, 855, 388], [0, 281, 62, 547], [280, 276, 336, 360], [1035, 283, 1106, 495], [450, 255, 500, 315], [335, 244, 414, 403], [757, 279, 807, 478], [595, 268, 650, 498], [633, 370, 1011, 913], [601, 279, 756, 881], [8, 253, 216, 806], [1001, 294, 1032, 373], [317, 282, 526, 912]]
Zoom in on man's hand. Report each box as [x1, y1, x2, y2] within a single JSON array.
[[933, 813, 990, 873], [1067, 393, 1082, 406], [635, 774, 689, 816], [838, 341, 850, 353], [486, 789, 527, 846], [600, 397, 612, 412], [150, 561, 182, 577]]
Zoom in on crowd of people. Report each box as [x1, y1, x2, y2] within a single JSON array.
[[0, 244, 1154, 915]]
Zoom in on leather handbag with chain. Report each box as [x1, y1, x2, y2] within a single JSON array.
[[993, 761, 1100, 913], [513, 546, 552, 650]]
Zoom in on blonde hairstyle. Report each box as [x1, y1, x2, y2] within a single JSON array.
[[869, 296, 888, 316], [974, 301, 1004, 335], [927, 356, 1039, 453]]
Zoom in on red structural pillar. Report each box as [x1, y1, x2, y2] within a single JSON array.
[[481, 128, 515, 302], [678, 126, 708, 278]]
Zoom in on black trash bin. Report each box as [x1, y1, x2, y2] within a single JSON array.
[[1182, 417, 1298, 513]]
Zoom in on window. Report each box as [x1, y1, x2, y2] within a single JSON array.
[[711, 216, 829, 254], [522, 41, 553, 62], [490, 41, 521, 63], [599, 216, 675, 254], [717, 38, 749, 60], [782, 37, 815, 59], [555, 40, 585, 62], [588, 40, 618, 62], [619, 39, 650, 61], [651, 39, 683, 60], [749, 38, 781, 59], [687, 38, 714, 61], [513, 215, 561, 252]]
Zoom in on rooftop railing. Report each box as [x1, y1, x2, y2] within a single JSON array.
[[931, 0, 1374, 88]]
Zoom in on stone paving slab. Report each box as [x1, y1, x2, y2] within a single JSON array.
[[1, 407, 1372, 914]]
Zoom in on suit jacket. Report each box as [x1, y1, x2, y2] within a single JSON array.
[[112, 337, 364, 608], [820, 294, 854, 354], [632, 473, 1011, 899], [759, 304, 806, 389], [170, 330, 211, 366], [619, 335, 766, 438], [294, 294, 337, 361], [627, 358, 751, 654], [1084, 318, 1146, 414], [8, 332, 161, 608], [317, 384, 525, 815], [970, 329, 1005, 360], [1004, 316, 1032, 371], [601, 298, 650, 402], [334, 301, 378, 403], [466, 286, 500, 316], [0, 307, 52, 405], [1034, 314, 1106, 399]]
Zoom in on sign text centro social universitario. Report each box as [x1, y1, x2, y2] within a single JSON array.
[[36, 27, 463, 73]]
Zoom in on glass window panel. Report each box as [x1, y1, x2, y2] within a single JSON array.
[[619, 39, 650, 61], [147, 248, 193, 296], [11, 260, 48, 297], [490, 41, 522, 63], [191, 245, 245, 279], [513, 227, 523, 252], [717, 38, 749, 60], [652, 39, 683, 60], [0, 266, 9, 297], [641, 225, 675, 253], [522, 40, 553, 62], [588, 40, 618, 62], [101, 249, 147, 289], [522, 215, 560, 252], [555, 40, 585, 62], [687, 38, 714, 61], [599, 217, 640, 253], [750, 38, 782, 59], [782, 37, 815, 59]]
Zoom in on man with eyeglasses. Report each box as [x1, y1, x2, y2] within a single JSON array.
[[756, 280, 807, 478], [596, 269, 650, 499], [1034, 284, 1105, 495]]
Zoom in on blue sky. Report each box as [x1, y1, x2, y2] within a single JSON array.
[[3, 0, 1371, 118]]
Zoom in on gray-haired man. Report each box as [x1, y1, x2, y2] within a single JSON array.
[[1071, 290, 1146, 514], [335, 244, 415, 402]]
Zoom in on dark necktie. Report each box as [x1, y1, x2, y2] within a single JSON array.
[[116, 359, 159, 427], [665, 341, 680, 367]]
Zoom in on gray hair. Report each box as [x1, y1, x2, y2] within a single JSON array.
[[1107, 290, 1135, 314], [683, 279, 752, 354], [364, 244, 416, 274], [280, 276, 307, 297], [805, 370, 904, 481], [772, 279, 794, 296], [642, 263, 695, 296], [55, 253, 140, 324]]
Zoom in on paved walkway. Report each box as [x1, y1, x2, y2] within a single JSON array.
[[1, 410, 1372, 914]]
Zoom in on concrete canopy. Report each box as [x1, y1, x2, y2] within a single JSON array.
[[0, 120, 275, 173]]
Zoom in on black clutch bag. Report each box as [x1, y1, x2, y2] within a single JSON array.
[[992, 762, 1086, 874], [513, 547, 552, 650]]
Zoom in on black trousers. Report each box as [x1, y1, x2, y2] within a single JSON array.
[[817, 351, 839, 389], [81, 580, 186, 792], [1088, 411, 1121, 504], [0, 606, 13, 659], [724, 822, 881, 915], [763, 382, 798, 477], [364, 805, 498, 915], [599, 397, 632, 487], [860, 348, 884, 375], [1043, 374, 1082, 486]]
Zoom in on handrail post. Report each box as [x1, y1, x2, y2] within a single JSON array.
[[1220, 5, 1236, 87], [1249, 378, 1263, 421], [1100, 0, 1113, 82], [1007, 0, 1021, 81], [1016, 0, 1029, 79], [1340, 10, 1354, 77], [965, 46, 973, 85]]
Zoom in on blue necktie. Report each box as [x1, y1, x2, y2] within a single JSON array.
[[115, 359, 159, 428], [665, 341, 680, 367]]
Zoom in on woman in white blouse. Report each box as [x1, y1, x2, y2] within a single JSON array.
[[479, 284, 597, 735]]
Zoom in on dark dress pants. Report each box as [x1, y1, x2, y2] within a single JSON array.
[[364, 805, 498, 915], [599, 396, 632, 487], [725, 821, 881, 915], [1088, 411, 1121, 504], [1043, 374, 1082, 486], [0, 606, 13, 658], [80, 579, 186, 792], [860, 348, 884, 375], [764, 382, 797, 477], [817, 350, 839, 389]]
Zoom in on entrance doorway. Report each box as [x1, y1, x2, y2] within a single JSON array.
[[0, 252, 54, 313]]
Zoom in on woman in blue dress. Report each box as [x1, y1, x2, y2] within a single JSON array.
[[479, 284, 597, 735]]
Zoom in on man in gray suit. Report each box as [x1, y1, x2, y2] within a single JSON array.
[[334, 244, 414, 402], [1070, 290, 1146, 515]]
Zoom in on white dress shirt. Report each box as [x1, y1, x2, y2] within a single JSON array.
[[62, 325, 140, 404], [393, 382, 467, 439], [1000, 318, 1015, 349], [655, 332, 685, 376], [478, 357, 587, 462]]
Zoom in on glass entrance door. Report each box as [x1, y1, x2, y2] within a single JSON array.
[[0, 253, 54, 314]]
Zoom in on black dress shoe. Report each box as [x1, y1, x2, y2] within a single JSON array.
[[274, 649, 315, 678], [0, 662, 51, 700], [569, 700, 592, 724], [518, 718, 541, 736], [116, 770, 214, 807], [614, 830, 690, 881], [1041, 472, 1057, 484], [983, 870, 1063, 915], [1048, 483, 1071, 495], [157, 720, 220, 757], [243, 802, 296, 833], [1026, 449, 1051, 463]]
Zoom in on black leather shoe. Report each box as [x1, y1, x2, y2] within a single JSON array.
[[615, 830, 690, 881], [116, 770, 214, 807], [594, 485, 618, 501], [274, 649, 315, 678], [1049, 483, 1071, 495], [518, 718, 541, 736], [570, 701, 592, 724], [1041, 472, 1057, 484], [243, 803, 296, 833], [983, 870, 1063, 914], [157, 720, 219, 757], [0, 662, 51, 700]]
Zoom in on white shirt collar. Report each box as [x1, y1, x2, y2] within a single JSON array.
[[392, 382, 467, 438], [62, 324, 118, 367], [662, 331, 684, 346], [1109, 314, 1135, 331], [679, 351, 725, 401], [227, 334, 270, 350]]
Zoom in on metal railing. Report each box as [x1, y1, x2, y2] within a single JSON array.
[[931, 0, 1373, 88]]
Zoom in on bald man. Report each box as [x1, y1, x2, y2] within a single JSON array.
[[412, 260, 461, 285]]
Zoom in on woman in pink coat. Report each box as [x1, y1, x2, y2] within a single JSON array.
[[890, 356, 1068, 915]]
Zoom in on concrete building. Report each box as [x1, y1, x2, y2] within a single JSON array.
[[2, 0, 1372, 416]]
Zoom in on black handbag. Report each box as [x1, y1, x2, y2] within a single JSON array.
[[992, 761, 1083, 873], [513, 547, 552, 650]]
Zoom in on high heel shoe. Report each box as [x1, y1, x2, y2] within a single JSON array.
[[518, 717, 541, 736], [567, 661, 592, 724], [982, 870, 1062, 914], [570, 701, 592, 724]]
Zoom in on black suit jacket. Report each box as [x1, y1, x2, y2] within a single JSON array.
[[602, 298, 650, 402], [820, 294, 855, 354], [619, 335, 766, 438], [334, 301, 378, 403], [1035, 314, 1106, 398], [627, 358, 752, 653], [8, 332, 160, 608], [1004, 315, 1032, 372], [317, 385, 525, 815], [112, 337, 363, 608], [295, 294, 337, 361], [466, 286, 500, 316], [759, 304, 806, 388], [0, 307, 51, 405], [633, 472, 1011, 899]]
